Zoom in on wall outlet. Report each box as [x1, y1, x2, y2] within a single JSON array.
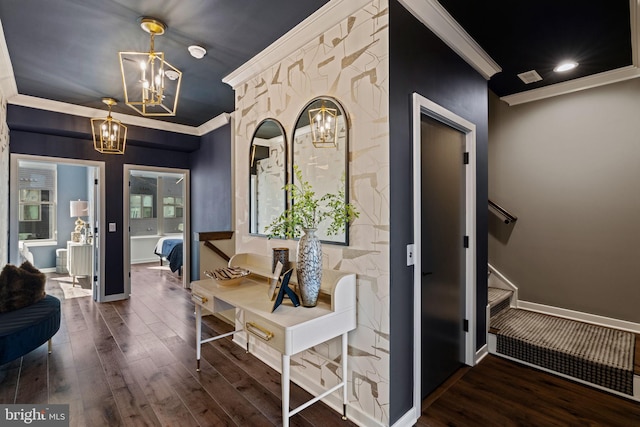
[[407, 244, 415, 266]]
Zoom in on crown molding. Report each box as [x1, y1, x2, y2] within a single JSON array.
[[0, 19, 17, 100], [500, 65, 640, 106], [631, 0, 639, 66], [7, 94, 229, 136], [397, 0, 501, 80], [223, 0, 371, 89]]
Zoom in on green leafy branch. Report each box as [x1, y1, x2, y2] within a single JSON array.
[[266, 165, 359, 239]]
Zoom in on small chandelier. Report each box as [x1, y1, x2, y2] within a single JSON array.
[[119, 17, 182, 117], [308, 101, 338, 148], [91, 98, 127, 154]]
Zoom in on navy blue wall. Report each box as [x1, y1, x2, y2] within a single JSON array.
[[8, 106, 195, 296], [190, 124, 232, 280], [389, 1, 489, 423]]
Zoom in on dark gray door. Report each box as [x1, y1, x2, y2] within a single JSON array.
[[420, 114, 466, 399]]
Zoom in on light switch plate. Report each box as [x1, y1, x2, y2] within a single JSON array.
[[108, 223, 116, 232], [407, 244, 415, 266]]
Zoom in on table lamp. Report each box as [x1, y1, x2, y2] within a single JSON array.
[[70, 200, 88, 242]]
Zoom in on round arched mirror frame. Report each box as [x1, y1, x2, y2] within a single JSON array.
[[291, 96, 350, 245], [249, 118, 288, 236]]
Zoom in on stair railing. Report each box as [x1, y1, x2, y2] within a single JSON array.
[[489, 199, 518, 224]]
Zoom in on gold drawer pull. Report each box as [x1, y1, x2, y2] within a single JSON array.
[[192, 294, 208, 304], [246, 322, 274, 341]]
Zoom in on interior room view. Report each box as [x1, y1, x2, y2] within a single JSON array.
[[0, 1, 638, 426]]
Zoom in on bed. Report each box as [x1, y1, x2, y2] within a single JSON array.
[[154, 236, 183, 274]]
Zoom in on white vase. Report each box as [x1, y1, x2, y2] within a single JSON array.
[[296, 228, 322, 307]]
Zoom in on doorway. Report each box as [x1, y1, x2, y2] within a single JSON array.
[[412, 94, 477, 407], [123, 165, 190, 295], [9, 154, 106, 301]]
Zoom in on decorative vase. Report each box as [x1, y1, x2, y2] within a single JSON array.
[[296, 228, 322, 307]]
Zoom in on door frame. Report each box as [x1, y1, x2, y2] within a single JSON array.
[[123, 164, 190, 294], [9, 154, 106, 302], [412, 93, 477, 412]]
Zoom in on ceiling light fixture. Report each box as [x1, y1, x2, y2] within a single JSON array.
[[308, 101, 338, 148], [554, 61, 578, 72], [188, 45, 207, 59], [91, 98, 127, 155], [119, 17, 182, 116]]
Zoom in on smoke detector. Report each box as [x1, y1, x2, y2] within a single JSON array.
[[188, 45, 207, 59], [517, 70, 543, 84]]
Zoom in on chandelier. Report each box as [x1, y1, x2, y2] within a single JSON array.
[[308, 101, 338, 148], [119, 17, 182, 117], [91, 98, 127, 154]]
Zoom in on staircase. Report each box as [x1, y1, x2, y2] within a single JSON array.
[[487, 286, 640, 401]]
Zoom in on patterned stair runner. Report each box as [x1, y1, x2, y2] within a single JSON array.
[[488, 287, 513, 318], [491, 308, 635, 395]]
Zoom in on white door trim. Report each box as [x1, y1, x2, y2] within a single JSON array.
[[123, 164, 191, 295], [411, 92, 477, 418], [9, 154, 107, 302]]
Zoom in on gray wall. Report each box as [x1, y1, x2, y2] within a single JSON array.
[[488, 79, 640, 323]]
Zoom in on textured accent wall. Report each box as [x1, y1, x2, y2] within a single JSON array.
[[0, 93, 7, 267], [229, 1, 390, 423]]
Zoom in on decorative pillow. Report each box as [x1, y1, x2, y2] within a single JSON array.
[[0, 261, 46, 313]]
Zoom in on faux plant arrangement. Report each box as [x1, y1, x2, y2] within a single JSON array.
[[265, 165, 359, 239], [265, 165, 358, 307]]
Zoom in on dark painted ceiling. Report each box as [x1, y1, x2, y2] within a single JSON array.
[[0, 0, 328, 127], [0, 0, 634, 128], [437, 0, 633, 97]]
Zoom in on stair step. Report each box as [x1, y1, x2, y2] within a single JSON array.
[[490, 308, 636, 396], [488, 287, 513, 318]]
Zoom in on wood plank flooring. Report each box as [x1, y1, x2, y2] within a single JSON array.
[[0, 264, 355, 427], [1, 263, 639, 426]]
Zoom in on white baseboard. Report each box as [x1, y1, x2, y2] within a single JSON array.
[[390, 409, 418, 427], [39, 267, 56, 273], [475, 343, 489, 364], [231, 334, 384, 427], [131, 257, 161, 264], [518, 301, 640, 334]]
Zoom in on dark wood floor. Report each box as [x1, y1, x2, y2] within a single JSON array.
[[1, 264, 639, 426]]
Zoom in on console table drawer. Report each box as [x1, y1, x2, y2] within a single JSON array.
[[244, 311, 285, 353]]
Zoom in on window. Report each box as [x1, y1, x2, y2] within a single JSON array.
[[18, 163, 56, 241], [129, 172, 184, 236]]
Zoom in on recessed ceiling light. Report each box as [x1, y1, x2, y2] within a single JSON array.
[[188, 45, 207, 59], [554, 61, 578, 72]]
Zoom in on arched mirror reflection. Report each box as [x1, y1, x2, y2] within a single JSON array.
[[249, 119, 287, 235], [292, 96, 349, 244]]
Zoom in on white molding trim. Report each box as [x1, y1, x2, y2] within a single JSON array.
[[223, 0, 371, 88], [518, 300, 640, 335], [390, 410, 418, 427], [475, 343, 489, 364], [501, 65, 640, 106], [412, 92, 477, 419], [631, 0, 640, 67], [8, 94, 231, 136], [487, 263, 518, 304], [397, 0, 501, 80], [0, 19, 17, 99]]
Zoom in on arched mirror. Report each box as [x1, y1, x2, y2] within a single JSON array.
[[249, 119, 287, 235], [292, 96, 349, 244]]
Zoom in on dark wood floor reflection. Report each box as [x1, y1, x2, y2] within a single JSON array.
[[418, 354, 640, 427], [0, 263, 355, 426], [2, 264, 639, 426]]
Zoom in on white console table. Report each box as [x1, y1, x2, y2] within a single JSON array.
[[66, 241, 92, 286], [191, 253, 356, 426]]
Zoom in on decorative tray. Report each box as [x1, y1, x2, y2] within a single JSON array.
[[204, 267, 251, 287]]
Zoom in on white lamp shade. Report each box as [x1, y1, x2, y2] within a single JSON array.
[[70, 200, 88, 218]]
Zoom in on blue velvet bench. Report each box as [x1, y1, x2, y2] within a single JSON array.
[[0, 295, 61, 365]]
